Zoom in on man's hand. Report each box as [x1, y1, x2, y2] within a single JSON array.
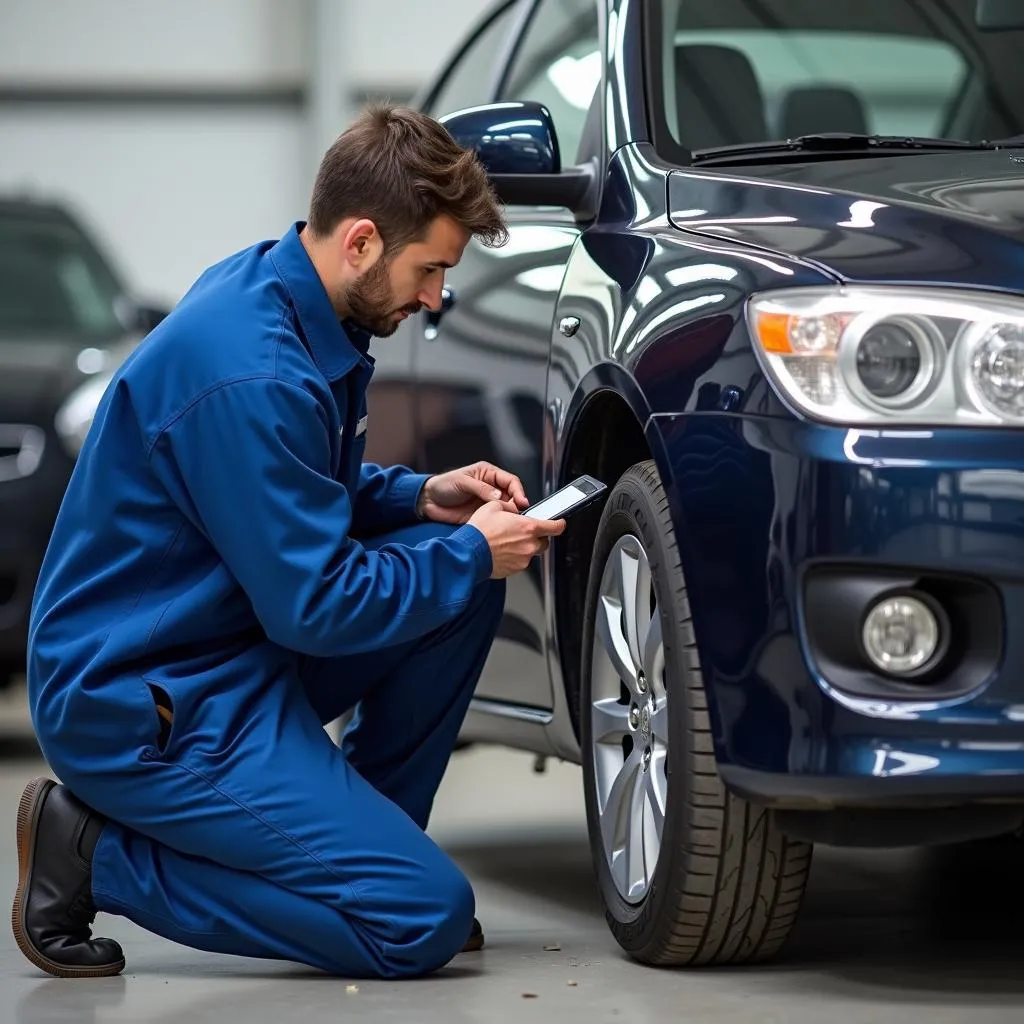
[[417, 462, 529, 525], [467, 502, 566, 579]]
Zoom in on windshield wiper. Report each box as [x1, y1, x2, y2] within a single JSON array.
[[690, 133, 1000, 165]]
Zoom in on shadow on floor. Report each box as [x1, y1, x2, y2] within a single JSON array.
[[14, 977, 129, 1024], [0, 736, 42, 762], [795, 837, 1024, 1002], [445, 825, 1024, 1002], [10, 971, 494, 1024], [446, 826, 602, 921]]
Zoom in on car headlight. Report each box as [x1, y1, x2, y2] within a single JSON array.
[[747, 286, 1024, 425], [54, 374, 113, 457]]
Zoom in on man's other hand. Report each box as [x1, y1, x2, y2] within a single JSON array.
[[467, 502, 566, 579], [417, 462, 529, 524]]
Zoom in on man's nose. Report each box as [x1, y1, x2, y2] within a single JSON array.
[[420, 279, 445, 312]]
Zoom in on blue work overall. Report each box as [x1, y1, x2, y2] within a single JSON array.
[[27, 223, 502, 978]]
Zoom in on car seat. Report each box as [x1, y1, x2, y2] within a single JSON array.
[[779, 85, 869, 138], [674, 44, 768, 152]]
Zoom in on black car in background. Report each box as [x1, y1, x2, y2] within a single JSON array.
[[0, 198, 167, 689]]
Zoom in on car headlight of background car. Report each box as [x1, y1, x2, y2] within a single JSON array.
[[747, 286, 1024, 425], [54, 373, 113, 457]]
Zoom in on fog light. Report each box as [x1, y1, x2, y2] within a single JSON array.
[[861, 594, 941, 676]]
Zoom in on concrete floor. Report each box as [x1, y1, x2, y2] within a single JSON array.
[[2, 687, 1024, 1023]]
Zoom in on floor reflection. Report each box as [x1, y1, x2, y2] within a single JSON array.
[[447, 826, 1024, 1000]]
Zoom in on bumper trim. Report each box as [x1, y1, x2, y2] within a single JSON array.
[[0, 425, 45, 483], [721, 762, 1024, 810]]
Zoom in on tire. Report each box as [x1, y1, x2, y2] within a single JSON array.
[[579, 460, 812, 967]]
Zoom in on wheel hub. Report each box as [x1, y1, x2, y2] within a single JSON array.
[[639, 701, 652, 745], [589, 533, 669, 905]]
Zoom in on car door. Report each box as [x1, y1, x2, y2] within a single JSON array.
[[415, 0, 603, 710], [362, 0, 523, 474]]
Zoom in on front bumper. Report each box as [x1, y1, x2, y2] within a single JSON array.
[[655, 412, 1024, 809]]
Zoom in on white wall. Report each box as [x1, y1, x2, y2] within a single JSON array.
[[0, 0, 492, 91], [0, 0, 494, 305], [0, 0, 304, 87], [346, 0, 495, 88], [0, 106, 306, 306]]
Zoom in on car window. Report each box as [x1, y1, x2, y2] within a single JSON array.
[[499, 0, 602, 165], [650, 0, 1024, 156], [0, 217, 123, 339], [427, 2, 521, 117], [677, 31, 966, 142]]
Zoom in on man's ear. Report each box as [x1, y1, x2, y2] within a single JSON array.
[[340, 218, 383, 270]]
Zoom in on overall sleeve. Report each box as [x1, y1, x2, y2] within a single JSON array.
[[153, 376, 492, 657], [351, 463, 431, 534]]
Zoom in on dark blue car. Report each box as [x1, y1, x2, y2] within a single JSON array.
[[360, 0, 1024, 966]]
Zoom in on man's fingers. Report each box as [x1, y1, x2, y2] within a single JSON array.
[[477, 463, 528, 507], [463, 475, 502, 502], [506, 476, 528, 508], [531, 517, 567, 536]]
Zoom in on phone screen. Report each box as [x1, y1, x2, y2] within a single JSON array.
[[522, 483, 588, 521]]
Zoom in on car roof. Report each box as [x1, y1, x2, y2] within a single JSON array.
[[0, 197, 76, 223]]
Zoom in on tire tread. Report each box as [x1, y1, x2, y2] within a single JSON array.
[[585, 460, 812, 968]]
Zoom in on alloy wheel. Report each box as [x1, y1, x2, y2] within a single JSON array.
[[589, 533, 669, 904]]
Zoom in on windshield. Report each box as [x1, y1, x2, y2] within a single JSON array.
[[0, 214, 125, 340], [648, 0, 1024, 161]]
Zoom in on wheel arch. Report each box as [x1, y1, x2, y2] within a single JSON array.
[[552, 362, 677, 740]]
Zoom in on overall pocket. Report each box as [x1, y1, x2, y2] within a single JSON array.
[[144, 679, 177, 757]]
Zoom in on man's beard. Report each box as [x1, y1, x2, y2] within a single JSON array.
[[343, 258, 421, 338]]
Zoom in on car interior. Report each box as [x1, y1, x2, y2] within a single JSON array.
[[660, 1, 1024, 154]]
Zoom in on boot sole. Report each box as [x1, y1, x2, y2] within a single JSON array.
[[12, 777, 125, 979]]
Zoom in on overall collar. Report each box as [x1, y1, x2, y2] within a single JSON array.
[[268, 222, 375, 381]]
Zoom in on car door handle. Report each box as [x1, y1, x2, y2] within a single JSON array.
[[424, 287, 455, 340]]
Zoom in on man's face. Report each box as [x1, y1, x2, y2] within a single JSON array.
[[344, 215, 470, 338]]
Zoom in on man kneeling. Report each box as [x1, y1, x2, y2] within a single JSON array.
[[13, 104, 565, 979]]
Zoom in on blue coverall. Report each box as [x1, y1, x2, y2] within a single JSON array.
[[27, 222, 504, 978]]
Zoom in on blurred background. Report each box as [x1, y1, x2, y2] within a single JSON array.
[[0, 0, 493, 310], [0, 0, 496, 702], [3, 6, 1024, 1019]]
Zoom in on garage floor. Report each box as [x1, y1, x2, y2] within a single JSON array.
[[2, 688, 1023, 1023]]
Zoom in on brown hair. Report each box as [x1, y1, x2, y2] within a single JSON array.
[[307, 103, 508, 254]]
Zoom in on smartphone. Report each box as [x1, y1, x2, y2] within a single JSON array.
[[521, 475, 607, 521]]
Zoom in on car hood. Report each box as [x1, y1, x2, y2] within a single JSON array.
[[667, 150, 1024, 292], [0, 335, 137, 420]]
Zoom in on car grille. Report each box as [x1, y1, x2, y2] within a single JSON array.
[[0, 424, 45, 483]]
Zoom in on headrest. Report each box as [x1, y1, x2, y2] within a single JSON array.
[[674, 44, 768, 152], [780, 86, 869, 138]]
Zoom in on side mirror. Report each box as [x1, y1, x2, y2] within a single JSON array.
[[440, 101, 597, 217], [976, 0, 1024, 28]]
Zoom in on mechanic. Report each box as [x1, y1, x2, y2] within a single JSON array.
[[12, 104, 566, 981]]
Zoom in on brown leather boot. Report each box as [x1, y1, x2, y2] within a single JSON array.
[[462, 916, 484, 952], [11, 777, 125, 978]]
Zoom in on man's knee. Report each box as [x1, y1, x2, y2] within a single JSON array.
[[349, 858, 475, 979], [476, 577, 506, 628], [437, 577, 505, 673], [411, 862, 476, 975], [359, 520, 459, 551]]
